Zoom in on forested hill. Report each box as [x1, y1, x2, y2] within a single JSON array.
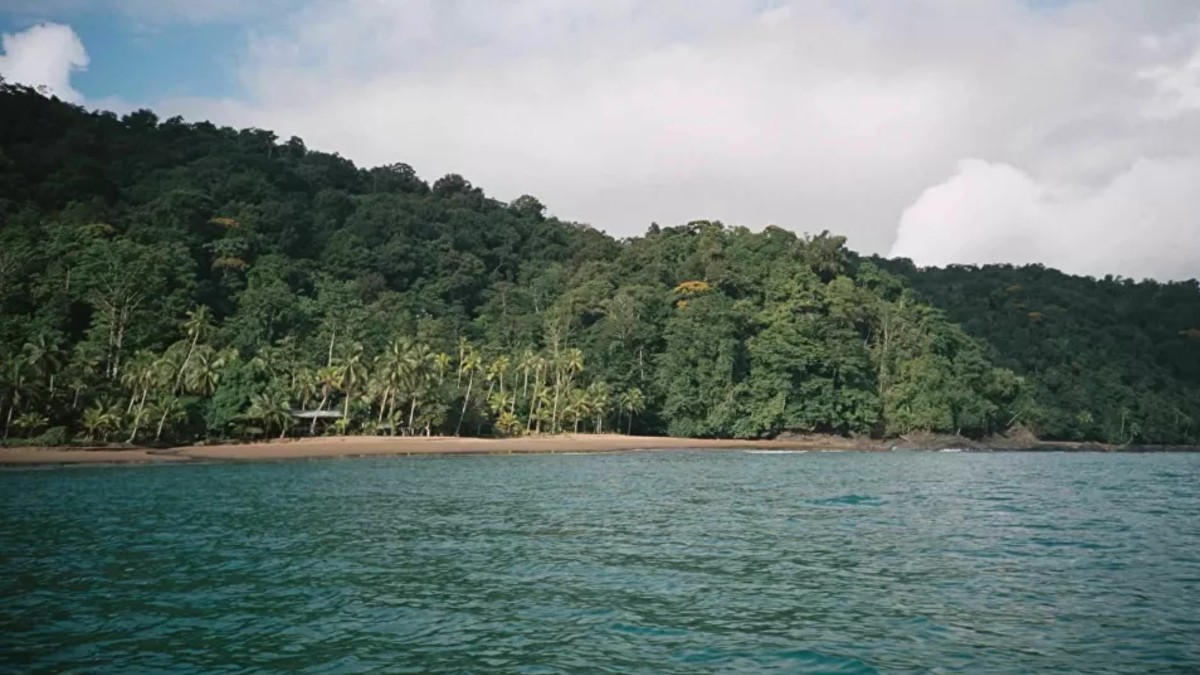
[[880, 260, 1200, 444], [1, 80, 1197, 446]]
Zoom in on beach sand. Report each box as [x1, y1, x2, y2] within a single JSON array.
[[0, 434, 876, 465], [0, 447, 191, 465]]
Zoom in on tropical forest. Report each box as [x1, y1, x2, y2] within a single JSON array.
[[2, 80, 1198, 447]]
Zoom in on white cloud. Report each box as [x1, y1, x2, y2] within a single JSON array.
[[15, 0, 1200, 280], [0, 22, 88, 103], [890, 158, 1200, 280]]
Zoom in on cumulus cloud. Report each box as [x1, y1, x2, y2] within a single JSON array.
[[0, 22, 88, 103], [14, 0, 1200, 279], [891, 158, 1200, 280]]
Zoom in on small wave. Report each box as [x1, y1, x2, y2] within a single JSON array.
[[807, 494, 885, 507], [742, 450, 809, 454]]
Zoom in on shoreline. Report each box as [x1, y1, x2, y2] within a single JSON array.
[[2, 434, 1199, 466], [0, 434, 871, 466]]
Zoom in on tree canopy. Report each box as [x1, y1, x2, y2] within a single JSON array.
[[1, 80, 1195, 446]]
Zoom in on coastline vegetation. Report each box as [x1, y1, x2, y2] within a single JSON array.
[[1, 79, 1198, 447]]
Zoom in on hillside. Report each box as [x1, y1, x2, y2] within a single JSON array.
[[1, 79, 1197, 446], [882, 260, 1200, 444]]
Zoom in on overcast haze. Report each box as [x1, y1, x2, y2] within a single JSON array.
[[2, 0, 1199, 280]]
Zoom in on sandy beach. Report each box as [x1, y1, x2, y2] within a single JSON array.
[[0, 447, 192, 465], [0, 434, 877, 465], [6, 433, 1189, 466]]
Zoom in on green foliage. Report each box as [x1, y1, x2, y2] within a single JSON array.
[[1, 81, 1191, 445], [34, 426, 69, 447], [881, 260, 1200, 444]]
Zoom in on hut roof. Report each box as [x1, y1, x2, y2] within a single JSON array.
[[290, 409, 344, 419]]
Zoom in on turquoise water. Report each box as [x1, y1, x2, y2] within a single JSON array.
[[3, 452, 1200, 673]]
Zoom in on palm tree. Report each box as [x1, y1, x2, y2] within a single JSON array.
[[587, 381, 611, 433], [532, 387, 552, 434], [456, 337, 470, 387], [184, 346, 227, 397], [565, 388, 590, 433], [455, 348, 481, 436], [173, 306, 213, 394], [433, 352, 452, 385], [81, 406, 107, 442], [492, 355, 510, 400], [82, 399, 122, 442], [495, 410, 522, 437], [552, 348, 584, 433], [22, 330, 64, 395], [334, 343, 367, 433], [13, 412, 47, 438], [311, 365, 340, 434], [478, 355, 511, 435], [516, 348, 536, 414], [526, 354, 547, 433], [122, 351, 161, 443], [247, 389, 293, 439], [290, 367, 317, 411], [149, 396, 185, 442], [402, 342, 433, 435], [488, 390, 513, 417], [374, 339, 409, 430], [1, 359, 29, 441], [620, 388, 646, 434]]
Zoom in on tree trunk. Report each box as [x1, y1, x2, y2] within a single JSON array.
[[311, 389, 328, 435], [478, 380, 496, 435], [527, 377, 542, 433], [521, 369, 529, 412], [126, 387, 149, 443], [408, 397, 417, 436], [105, 306, 117, 379], [551, 383, 561, 434], [174, 330, 201, 395], [112, 311, 127, 380], [154, 400, 174, 441], [386, 389, 399, 435], [455, 374, 473, 436], [377, 386, 390, 429]]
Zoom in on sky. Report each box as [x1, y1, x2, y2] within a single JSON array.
[[2, 0, 1200, 281]]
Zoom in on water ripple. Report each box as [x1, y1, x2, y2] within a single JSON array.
[[3, 452, 1200, 673]]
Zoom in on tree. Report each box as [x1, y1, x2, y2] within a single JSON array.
[[455, 348, 481, 436], [334, 343, 367, 433], [3, 81, 1195, 448], [21, 331, 64, 395], [13, 411, 47, 438], [173, 306, 213, 394], [587, 381, 611, 434], [246, 389, 293, 439], [81, 399, 122, 442], [1, 359, 29, 440], [620, 388, 645, 434]]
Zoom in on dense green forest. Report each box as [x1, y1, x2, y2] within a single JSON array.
[[881, 261, 1200, 444], [1, 80, 1197, 446]]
